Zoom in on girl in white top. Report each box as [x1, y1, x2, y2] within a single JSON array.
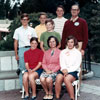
[[55, 35, 82, 100]]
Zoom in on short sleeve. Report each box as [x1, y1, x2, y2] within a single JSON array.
[[24, 52, 29, 63], [32, 29, 37, 37], [40, 32, 44, 42], [13, 29, 19, 40], [56, 33, 61, 42], [39, 50, 44, 62]]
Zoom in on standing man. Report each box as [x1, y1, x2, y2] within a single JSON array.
[[35, 12, 47, 43], [61, 3, 88, 56], [53, 5, 67, 38], [13, 13, 37, 88]]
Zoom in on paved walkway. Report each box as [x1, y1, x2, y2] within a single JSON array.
[[0, 64, 100, 100]]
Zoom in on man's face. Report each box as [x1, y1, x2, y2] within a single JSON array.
[[56, 7, 64, 18], [39, 15, 47, 24], [21, 17, 29, 26], [71, 5, 80, 17]]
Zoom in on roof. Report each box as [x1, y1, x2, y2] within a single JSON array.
[[0, 24, 10, 33]]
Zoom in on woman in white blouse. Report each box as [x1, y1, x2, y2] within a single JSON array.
[[55, 35, 82, 100]]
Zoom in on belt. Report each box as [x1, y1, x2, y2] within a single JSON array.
[[24, 46, 30, 48]]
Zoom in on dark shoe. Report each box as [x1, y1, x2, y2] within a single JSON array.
[[30, 96, 37, 100], [53, 98, 60, 100], [70, 99, 74, 100], [24, 96, 29, 100]]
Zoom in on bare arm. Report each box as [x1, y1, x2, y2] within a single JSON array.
[[14, 39, 19, 60], [40, 41, 45, 52]]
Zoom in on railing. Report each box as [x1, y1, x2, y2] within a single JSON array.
[[82, 41, 91, 75]]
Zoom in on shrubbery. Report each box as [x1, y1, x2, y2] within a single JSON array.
[[0, 12, 55, 51], [0, 2, 100, 63]]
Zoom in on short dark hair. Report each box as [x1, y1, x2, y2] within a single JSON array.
[[47, 36, 59, 47], [21, 13, 29, 20], [39, 12, 47, 18], [30, 37, 38, 44], [56, 5, 65, 11], [71, 3, 80, 9], [66, 35, 78, 47], [45, 18, 54, 25]]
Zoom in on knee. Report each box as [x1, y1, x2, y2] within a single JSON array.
[[56, 74, 63, 84], [40, 77, 45, 83], [64, 77, 71, 85], [23, 73, 28, 82], [46, 77, 53, 84], [29, 74, 35, 82]]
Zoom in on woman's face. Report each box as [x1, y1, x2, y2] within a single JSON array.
[[30, 40, 38, 49], [46, 22, 54, 31], [67, 39, 75, 49], [49, 38, 56, 48]]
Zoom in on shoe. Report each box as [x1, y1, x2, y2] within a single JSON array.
[[53, 98, 60, 100], [24, 96, 29, 100], [43, 94, 49, 100], [48, 94, 53, 99], [30, 96, 37, 100], [70, 99, 74, 100]]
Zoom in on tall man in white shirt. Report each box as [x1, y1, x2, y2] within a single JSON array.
[[53, 5, 67, 38], [13, 13, 37, 88]]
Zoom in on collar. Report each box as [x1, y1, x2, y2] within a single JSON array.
[[57, 17, 64, 19], [40, 24, 45, 26], [66, 47, 76, 51], [70, 16, 79, 22], [21, 25, 28, 29]]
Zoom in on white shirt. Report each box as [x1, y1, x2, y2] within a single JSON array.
[[60, 47, 82, 72], [13, 26, 37, 48], [53, 17, 67, 38]]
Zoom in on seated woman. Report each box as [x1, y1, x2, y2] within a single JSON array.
[[55, 35, 82, 100], [40, 36, 61, 100], [23, 37, 44, 100]]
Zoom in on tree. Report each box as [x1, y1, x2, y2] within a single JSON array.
[[4, 0, 11, 18], [0, 0, 5, 19]]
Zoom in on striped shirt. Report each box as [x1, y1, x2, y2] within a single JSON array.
[[53, 17, 67, 38]]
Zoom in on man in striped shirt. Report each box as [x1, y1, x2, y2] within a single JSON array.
[[53, 5, 67, 38]]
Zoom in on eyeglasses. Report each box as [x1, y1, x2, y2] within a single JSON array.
[[71, 9, 79, 11], [22, 18, 29, 21]]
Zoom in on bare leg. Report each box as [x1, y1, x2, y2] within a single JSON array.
[[40, 77, 49, 95], [29, 72, 38, 97], [55, 74, 64, 99], [23, 72, 29, 96], [46, 77, 53, 95], [64, 75, 76, 100]]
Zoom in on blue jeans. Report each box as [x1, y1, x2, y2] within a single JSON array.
[[18, 47, 30, 88]]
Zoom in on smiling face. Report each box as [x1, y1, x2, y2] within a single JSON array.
[[56, 7, 64, 18], [67, 39, 75, 49], [46, 22, 54, 32], [49, 38, 57, 48], [71, 5, 80, 17], [21, 17, 29, 26], [30, 40, 38, 50]]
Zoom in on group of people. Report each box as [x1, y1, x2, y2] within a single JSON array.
[[13, 3, 88, 100]]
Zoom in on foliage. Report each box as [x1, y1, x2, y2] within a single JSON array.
[[78, 2, 100, 62], [0, 0, 11, 19], [0, 1, 100, 63], [0, 12, 55, 51], [20, 0, 91, 14]]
